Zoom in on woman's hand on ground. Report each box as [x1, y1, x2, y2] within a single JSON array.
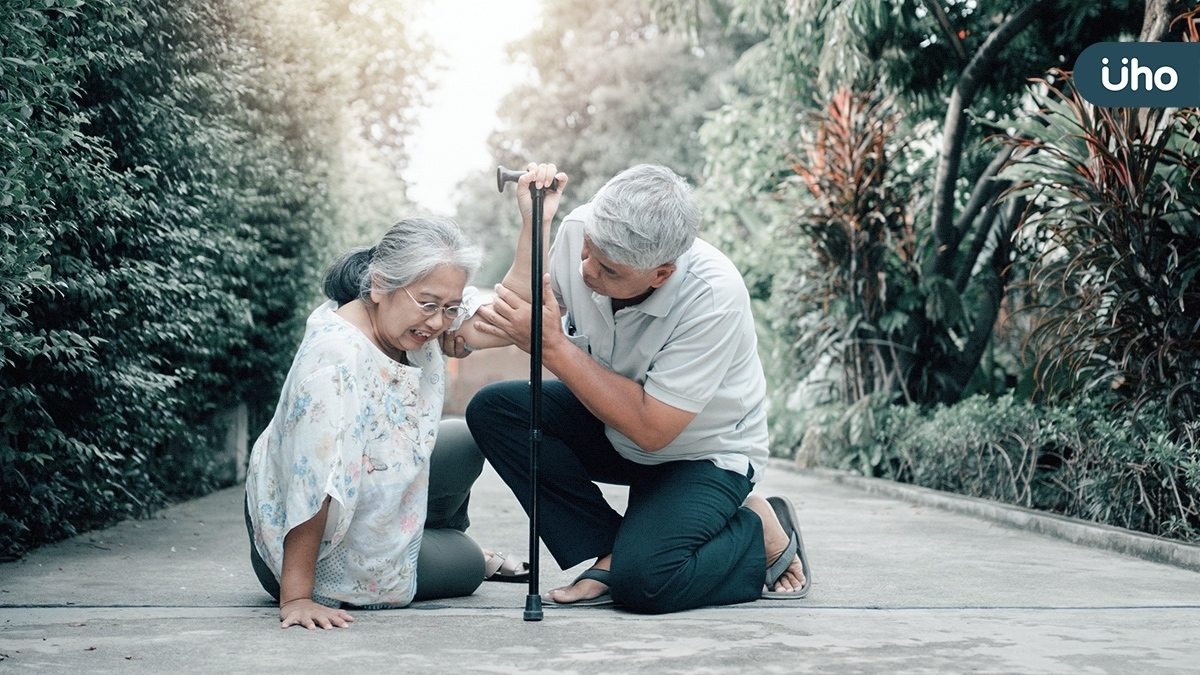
[[279, 598, 354, 630]]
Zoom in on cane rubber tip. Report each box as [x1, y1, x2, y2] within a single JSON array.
[[523, 594, 543, 621]]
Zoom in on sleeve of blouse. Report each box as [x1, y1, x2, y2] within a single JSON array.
[[274, 363, 363, 554], [449, 286, 482, 332]]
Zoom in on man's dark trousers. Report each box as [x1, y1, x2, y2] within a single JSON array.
[[466, 379, 766, 614]]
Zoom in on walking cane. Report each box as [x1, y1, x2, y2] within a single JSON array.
[[497, 165, 557, 621]]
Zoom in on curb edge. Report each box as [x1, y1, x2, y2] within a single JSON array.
[[772, 460, 1200, 574]]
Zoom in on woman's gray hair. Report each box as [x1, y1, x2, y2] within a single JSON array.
[[322, 216, 482, 305], [585, 164, 701, 270]]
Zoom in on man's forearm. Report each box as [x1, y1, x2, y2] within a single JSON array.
[[542, 336, 694, 452]]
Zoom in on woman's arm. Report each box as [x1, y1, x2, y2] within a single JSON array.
[[278, 496, 354, 630], [440, 312, 515, 354]]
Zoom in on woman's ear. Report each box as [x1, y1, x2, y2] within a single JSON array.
[[368, 272, 384, 304]]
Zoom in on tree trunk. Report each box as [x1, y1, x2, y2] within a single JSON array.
[[1139, 0, 1189, 41], [926, 0, 1051, 279]]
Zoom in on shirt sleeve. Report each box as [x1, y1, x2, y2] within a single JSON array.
[[257, 363, 364, 570], [449, 285, 482, 332], [548, 211, 581, 309]]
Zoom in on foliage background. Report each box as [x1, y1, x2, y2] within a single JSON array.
[[4, 0, 1198, 558], [1, 0, 422, 558], [452, 0, 1199, 542]]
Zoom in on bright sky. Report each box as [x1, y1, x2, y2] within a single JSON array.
[[402, 0, 542, 216]]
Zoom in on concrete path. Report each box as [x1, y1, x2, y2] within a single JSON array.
[[2, 459, 1199, 674]]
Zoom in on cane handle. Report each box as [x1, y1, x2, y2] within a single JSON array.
[[497, 166, 560, 193]]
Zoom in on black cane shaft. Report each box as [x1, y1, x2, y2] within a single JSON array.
[[495, 164, 549, 621], [524, 185, 545, 621]]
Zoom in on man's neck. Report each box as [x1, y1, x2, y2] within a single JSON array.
[[611, 287, 655, 313]]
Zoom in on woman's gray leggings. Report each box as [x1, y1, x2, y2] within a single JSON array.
[[245, 417, 487, 604]]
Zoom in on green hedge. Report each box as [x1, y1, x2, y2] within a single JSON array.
[[818, 394, 1200, 542], [0, 0, 345, 559]]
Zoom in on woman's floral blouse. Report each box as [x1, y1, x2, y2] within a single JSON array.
[[245, 300, 451, 608]]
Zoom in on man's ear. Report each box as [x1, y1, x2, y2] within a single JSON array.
[[649, 263, 676, 289]]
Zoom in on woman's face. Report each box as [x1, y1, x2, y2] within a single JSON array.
[[369, 264, 467, 359]]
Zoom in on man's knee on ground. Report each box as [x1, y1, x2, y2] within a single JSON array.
[[608, 556, 691, 615]]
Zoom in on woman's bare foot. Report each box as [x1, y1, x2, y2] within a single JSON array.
[[544, 554, 612, 604], [744, 494, 806, 593]]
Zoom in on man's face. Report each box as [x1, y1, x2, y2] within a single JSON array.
[[579, 235, 674, 301]]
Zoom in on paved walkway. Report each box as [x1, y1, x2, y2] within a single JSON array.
[[2, 458, 1199, 674]]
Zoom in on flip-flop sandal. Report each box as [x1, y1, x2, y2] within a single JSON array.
[[483, 551, 531, 583], [547, 567, 613, 606], [762, 495, 812, 599]]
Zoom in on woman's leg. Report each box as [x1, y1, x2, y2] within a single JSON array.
[[412, 528, 486, 601], [411, 417, 488, 600], [425, 417, 485, 532]]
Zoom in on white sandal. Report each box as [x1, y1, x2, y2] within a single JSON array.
[[483, 551, 530, 583]]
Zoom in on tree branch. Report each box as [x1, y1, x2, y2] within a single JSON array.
[[927, 0, 1050, 279], [952, 144, 1014, 240], [954, 202, 1000, 294], [1139, 0, 1189, 41], [951, 198, 1025, 395], [921, 0, 968, 64]]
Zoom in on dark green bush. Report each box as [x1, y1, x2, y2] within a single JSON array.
[[0, 0, 345, 559], [2, 0, 153, 560], [824, 394, 1200, 542]]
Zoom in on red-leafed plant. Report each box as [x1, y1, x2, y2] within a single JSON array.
[[1003, 72, 1200, 427], [779, 87, 915, 405]]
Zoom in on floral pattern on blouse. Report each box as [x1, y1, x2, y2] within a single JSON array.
[[245, 299, 451, 609]]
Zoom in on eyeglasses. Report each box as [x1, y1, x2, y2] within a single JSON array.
[[402, 287, 465, 319]]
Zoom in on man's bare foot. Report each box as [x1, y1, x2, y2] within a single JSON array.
[[744, 494, 807, 593], [544, 555, 612, 604]]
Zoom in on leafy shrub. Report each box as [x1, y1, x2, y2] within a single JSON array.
[[821, 393, 1200, 542], [1003, 75, 1200, 426], [0, 0, 417, 558], [1, 0, 159, 560], [779, 87, 914, 405]]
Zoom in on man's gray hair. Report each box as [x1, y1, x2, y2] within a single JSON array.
[[585, 164, 701, 270], [323, 216, 482, 305]]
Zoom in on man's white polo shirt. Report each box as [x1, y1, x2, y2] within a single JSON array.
[[548, 203, 769, 481]]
